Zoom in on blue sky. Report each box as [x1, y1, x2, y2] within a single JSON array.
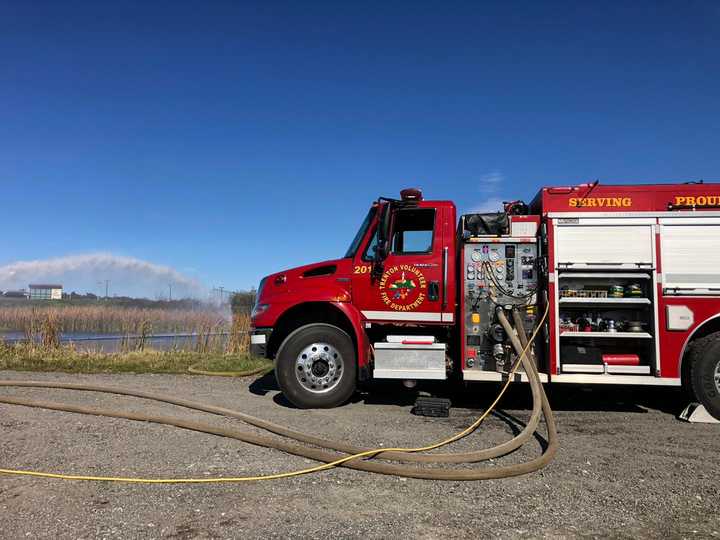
[[1, 1, 719, 297]]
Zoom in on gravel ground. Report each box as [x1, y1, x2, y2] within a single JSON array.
[[0, 370, 718, 539]]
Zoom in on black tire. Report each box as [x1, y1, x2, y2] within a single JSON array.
[[275, 323, 357, 409], [688, 333, 720, 420]]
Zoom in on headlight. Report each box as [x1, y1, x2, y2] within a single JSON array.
[[251, 278, 268, 318], [251, 303, 270, 318]]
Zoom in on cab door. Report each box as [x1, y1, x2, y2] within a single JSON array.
[[352, 202, 452, 324]]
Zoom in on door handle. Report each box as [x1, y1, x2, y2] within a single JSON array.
[[428, 281, 440, 301]]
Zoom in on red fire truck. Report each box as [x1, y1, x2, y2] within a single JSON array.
[[250, 182, 720, 419]]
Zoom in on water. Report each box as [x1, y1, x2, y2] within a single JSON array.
[[0, 331, 229, 353]]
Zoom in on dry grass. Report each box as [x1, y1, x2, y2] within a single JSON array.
[[226, 312, 251, 354], [0, 304, 228, 334], [0, 342, 271, 375], [0, 310, 263, 374]]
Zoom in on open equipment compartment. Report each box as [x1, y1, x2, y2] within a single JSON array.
[[550, 217, 660, 379], [459, 213, 545, 383]]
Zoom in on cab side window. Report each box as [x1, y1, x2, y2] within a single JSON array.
[[391, 208, 435, 254]]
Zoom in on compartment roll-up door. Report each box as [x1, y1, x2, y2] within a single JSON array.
[[555, 222, 654, 267], [661, 223, 720, 290]]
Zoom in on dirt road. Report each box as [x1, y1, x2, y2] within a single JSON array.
[[0, 371, 718, 539]]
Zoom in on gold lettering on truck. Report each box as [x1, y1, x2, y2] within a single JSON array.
[[674, 195, 720, 207], [568, 197, 632, 208]]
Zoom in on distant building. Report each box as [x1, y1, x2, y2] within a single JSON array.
[[29, 284, 63, 300]]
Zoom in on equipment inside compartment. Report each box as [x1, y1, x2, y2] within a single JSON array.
[[462, 236, 539, 373], [463, 213, 509, 236]]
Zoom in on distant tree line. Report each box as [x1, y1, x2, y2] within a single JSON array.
[[0, 293, 208, 311], [1, 291, 28, 298], [230, 289, 257, 315], [0, 288, 259, 313]]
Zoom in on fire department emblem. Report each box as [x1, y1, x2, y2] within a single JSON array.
[[379, 265, 427, 311]]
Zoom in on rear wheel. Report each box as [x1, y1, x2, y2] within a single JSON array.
[[688, 333, 720, 420], [275, 323, 357, 409]]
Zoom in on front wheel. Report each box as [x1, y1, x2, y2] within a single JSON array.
[[689, 333, 720, 420], [275, 324, 357, 409]]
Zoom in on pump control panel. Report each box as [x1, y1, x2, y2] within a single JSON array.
[[462, 240, 538, 373]]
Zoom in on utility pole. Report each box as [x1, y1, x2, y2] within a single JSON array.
[[212, 286, 227, 304], [97, 280, 110, 299], [168, 283, 172, 302]]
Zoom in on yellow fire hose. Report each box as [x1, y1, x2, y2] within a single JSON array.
[[0, 305, 554, 483]]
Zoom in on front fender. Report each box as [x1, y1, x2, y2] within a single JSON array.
[[330, 301, 371, 371], [254, 298, 371, 375], [252, 282, 351, 328]]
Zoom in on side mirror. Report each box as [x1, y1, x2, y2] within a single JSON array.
[[371, 257, 384, 283], [374, 240, 389, 261], [380, 203, 392, 246], [371, 242, 388, 281], [372, 203, 393, 279]]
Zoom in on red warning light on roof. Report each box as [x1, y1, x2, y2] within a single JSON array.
[[400, 188, 423, 201]]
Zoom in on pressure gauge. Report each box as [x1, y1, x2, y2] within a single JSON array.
[[471, 250, 482, 262], [489, 251, 500, 262]]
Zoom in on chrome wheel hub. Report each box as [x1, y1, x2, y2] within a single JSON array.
[[295, 342, 343, 394], [715, 361, 720, 394]]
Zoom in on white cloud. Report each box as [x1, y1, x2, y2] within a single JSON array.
[[466, 170, 506, 214], [0, 253, 206, 298], [471, 197, 505, 214], [478, 171, 504, 193]]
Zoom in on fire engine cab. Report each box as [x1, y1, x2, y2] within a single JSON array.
[[250, 182, 720, 420]]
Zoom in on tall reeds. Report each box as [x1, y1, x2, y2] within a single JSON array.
[[227, 312, 251, 354], [1, 307, 252, 356], [0, 305, 228, 334]]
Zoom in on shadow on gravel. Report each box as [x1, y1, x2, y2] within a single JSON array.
[[246, 371, 685, 419], [248, 371, 280, 396], [248, 371, 367, 409], [492, 409, 549, 450], [541, 384, 684, 416], [357, 380, 686, 418]]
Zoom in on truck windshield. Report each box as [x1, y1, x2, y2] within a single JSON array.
[[344, 207, 376, 258]]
